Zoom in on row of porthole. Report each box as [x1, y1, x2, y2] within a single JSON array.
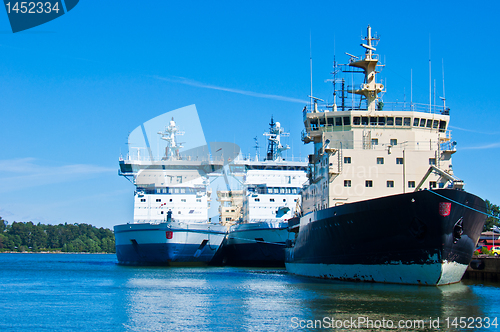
[[253, 198, 298, 202], [138, 198, 202, 203]]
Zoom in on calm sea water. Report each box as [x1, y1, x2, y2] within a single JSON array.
[[0, 253, 499, 332]]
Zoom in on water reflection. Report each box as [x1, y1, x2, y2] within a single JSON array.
[[119, 266, 499, 331], [123, 268, 211, 331], [285, 276, 490, 331]]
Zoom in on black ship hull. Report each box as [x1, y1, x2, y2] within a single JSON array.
[[285, 189, 486, 285], [222, 222, 289, 267]]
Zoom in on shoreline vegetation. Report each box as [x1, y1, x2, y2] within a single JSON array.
[[0, 217, 115, 254]]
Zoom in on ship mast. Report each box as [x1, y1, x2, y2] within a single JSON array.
[[347, 25, 384, 113], [264, 116, 290, 161], [157, 117, 185, 160]]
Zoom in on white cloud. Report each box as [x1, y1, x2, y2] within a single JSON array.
[[449, 126, 500, 135], [0, 158, 115, 193], [151, 75, 309, 104], [460, 142, 500, 150]]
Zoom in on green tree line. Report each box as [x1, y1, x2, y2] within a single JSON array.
[[484, 200, 500, 232], [0, 217, 115, 253]]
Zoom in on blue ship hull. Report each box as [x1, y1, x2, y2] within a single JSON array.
[[114, 222, 226, 266]]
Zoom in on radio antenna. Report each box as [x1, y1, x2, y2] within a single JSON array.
[[429, 35, 432, 112], [310, 31, 313, 110], [441, 58, 446, 109]]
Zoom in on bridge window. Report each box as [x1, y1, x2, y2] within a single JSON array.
[[362, 117, 369, 125], [378, 117, 385, 126], [426, 119, 432, 128], [413, 118, 420, 126], [439, 121, 447, 133], [395, 117, 403, 126], [387, 117, 394, 125], [353, 117, 361, 125], [336, 117, 342, 126], [310, 118, 318, 130], [327, 117, 334, 126], [370, 117, 377, 126], [343, 116, 351, 125], [420, 118, 426, 127], [404, 117, 411, 126], [433, 120, 439, 129]]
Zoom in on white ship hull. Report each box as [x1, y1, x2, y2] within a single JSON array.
[[285, 260, 468, 286], [114, 222, 226, 265]]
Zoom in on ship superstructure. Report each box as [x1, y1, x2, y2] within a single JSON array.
[[114, 107, 231, 265], [223, 118, 308, 266], [285, 26, 486, 285], [301, 26, 460, 211]]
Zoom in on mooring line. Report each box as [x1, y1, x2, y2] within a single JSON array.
[[425, 189, 499, 220]]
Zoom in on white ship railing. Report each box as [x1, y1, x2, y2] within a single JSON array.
[[123, 149, 309, 164], [313, 137, 455, 152], [303, 102, 450, 117], [124, 147, 227, 163], [234, 154, 308, 163]]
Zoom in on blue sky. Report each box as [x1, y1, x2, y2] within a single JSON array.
[[1, 1, 499, 229]]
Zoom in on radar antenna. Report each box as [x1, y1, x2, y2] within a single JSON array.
[[157, 117, 185, 160], [263, 116, 290, 161]]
